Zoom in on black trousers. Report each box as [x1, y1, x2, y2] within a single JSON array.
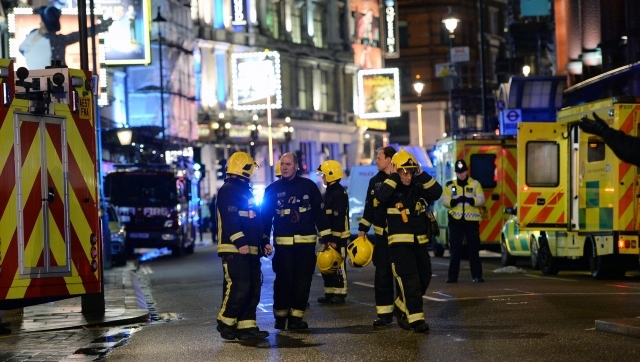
[[448, 216, 483, 280], [390, 242, 431, 325], [320, 244, 347, 297], [372, 233, 395, 317], [218, 254, 262, 330], [272, 244, 316, 320]]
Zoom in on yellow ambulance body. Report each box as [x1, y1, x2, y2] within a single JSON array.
[[517, 97, 640, 278], [433, 134, 518, 256], [0, 60, 102, 309]]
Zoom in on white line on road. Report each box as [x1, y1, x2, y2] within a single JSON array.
[[353, 282, 374, 288], [139, 265, 153, 275], [423, 296, 448, 301]]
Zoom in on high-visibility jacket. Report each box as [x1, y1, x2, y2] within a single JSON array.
[[216, 177, 267, 256], [358, 171, 390, 237], [441, 177, 485, 221], [376, 172, 443, 246], [324, 182, 350, 243], [261, 175, 331, 246]]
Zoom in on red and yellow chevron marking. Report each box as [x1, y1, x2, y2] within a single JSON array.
[[519, 191, 566, 225], [0, 66, 100, 305], [616, 105, 640, 231]]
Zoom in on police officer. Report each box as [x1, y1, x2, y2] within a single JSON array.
[[261, 153, 332, 330], [579, 112, 640, 166], [442, 159, 485, 283], [316, 160, 349, 304], [216, 152, 272, 341], [376, 149, 443, 333], [358, 146, 397, 326]]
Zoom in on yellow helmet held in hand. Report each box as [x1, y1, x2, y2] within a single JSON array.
[[275, 160, 282, 178], [392, 149, 419, 171], [316, 160, 344, 182], [317, 246, 344, 274], [347, 236, 374, 267], [227, 152, 259, 179]]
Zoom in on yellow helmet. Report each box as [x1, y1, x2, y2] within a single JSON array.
[[227, 152, 258, 179], [316, 160, 344, 182], [392, 149, 419, 171], [347, 236, 373, 267], [317, 246, 344, 274], [275, 160, 282, 178]]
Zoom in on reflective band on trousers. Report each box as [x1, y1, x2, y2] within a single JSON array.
[[388, 234, 428, 245], [275, 234, 317, 245], [218, 244, 259, 255]]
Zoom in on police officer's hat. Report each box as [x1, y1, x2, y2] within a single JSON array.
[[454, 159, 468, 173]]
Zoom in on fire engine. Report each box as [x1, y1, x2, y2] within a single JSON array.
[[517, 97, 640, 278], [432, 134, 518, 256], [104, 164, 199, 256], [0, 60, 102, 310]]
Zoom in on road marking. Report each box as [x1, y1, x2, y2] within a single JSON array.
[[353, 282, 374, 288], [523, 274, 576, 282], [606, 284, 640, 290], [423, 296, 448, 301], [139, 265, 153, 275]]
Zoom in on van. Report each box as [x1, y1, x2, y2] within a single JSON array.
[[348, 165, 378, 238]]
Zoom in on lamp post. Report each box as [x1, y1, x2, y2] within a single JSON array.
[[153, 7, 167, 154], [413, 77, 425, 148], [443, 10, 459, 135]]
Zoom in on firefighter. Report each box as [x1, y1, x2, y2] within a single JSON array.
[[216, 152, 273, 341], [579, 112, 640, 166], [316, 160, 349, 304], [442, 159, 485, 283], [275, 160, 282, 178], [376, 149, 443, 333], [261, 152, 332, 330], [358, 146, 398, 326]]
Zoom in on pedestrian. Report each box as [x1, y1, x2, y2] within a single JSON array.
[[358, 146, 398, 326], [316, 160, 349, 304], [376, 149, 442, 333], [579, 112, 640, 166], [261, 152, 332, 330], [216, 152, 272, 341], [442, 159, 485, 283]]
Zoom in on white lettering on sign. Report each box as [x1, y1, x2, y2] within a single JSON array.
[[385, 2, 398, 56], [232, 0, 246, 26], [143, 207, 169, 217]]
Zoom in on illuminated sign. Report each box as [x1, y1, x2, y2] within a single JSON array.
[[383, 0, 399, 58], [351, 0, 382, 69], [231, 51, 282, 110], [357, 68, 401, 119], [356, 118, 387, 130], [231, 0, 247, 26], [8, 8, 109, 105], [63, 0, 151, 66]]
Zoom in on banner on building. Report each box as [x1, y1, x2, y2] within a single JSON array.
[[62, 0, 152, 65], [520, 0, 549, 17], [358, 68, 401, 119], [382, 0, 399, 59], [231, 51, 282, 110], [351, 0, 382, 69]]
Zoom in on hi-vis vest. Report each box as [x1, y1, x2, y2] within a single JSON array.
[[442, 177, 485, 221]]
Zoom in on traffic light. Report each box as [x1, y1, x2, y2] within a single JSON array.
[[216, 159, 227, 180]]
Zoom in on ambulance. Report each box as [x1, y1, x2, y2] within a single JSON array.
[[517, 96, 640, 278], [0, 60, 102, 310], [432, 134, 518, 256]]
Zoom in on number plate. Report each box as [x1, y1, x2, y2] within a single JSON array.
[[130, 233, 149, 238]]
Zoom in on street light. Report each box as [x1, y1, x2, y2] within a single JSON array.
[[413, 76, 425, 148], [117, 128, 133, 146], [153, 7, 167, 153]]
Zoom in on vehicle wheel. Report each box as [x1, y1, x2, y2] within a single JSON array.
[[171, 234, 184, 257], [184, 241, 195, 254], [500, 236, 516, 267], [587, 236, 613, 279], [538, 239, 559, 275], [529, 235, 540, 270], [434, 243, 445, 257]]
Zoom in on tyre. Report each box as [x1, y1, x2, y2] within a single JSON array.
[[184, 240, 195, 254], [529, 235, 540, 270], [500, 236, 517, 266], [587, 236, 612, 279], [538, 239, 559, 275], [434, 243, 445, 257]]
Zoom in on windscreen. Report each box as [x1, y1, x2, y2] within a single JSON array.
[[106, 174, 176, 206]]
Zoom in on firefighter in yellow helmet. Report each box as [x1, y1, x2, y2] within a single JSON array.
[[216, 152, 273, 340], [275, 160, 282, 178], [315, 160, 349, 304], [442, 159, 485, 283], [375, 149, 442, 333]]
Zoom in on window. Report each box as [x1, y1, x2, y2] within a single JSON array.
[[587, 137, 606, 162], [267, 0, 280, 39], [320, 70, 333, 112], [291, 7, 302, 44], [398, 21, 409, 49], [470, 154, 497, 189], [526, 141, 559, 187], [488, 7, 499, 35], [298, 68, 310, 109], [313, 5, 325, 48]]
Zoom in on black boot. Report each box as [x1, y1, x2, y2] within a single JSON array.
[[317, 295, 332, 304], [287, 317, 309, 330], [237, 328, 269, 340], [413, 321, 430, 333], [393, 306, 411, 331], [329, 296, 346, 304], [274, 317, 287, 329], [216, 323, 237, 340], [372, 314, 393, 327]]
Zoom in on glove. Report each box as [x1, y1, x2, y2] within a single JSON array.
[[466, 197, 475, 206], [449, 198, 460, 207], [579, 112, 609, 136]]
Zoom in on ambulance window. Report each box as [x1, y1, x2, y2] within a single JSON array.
[[586, 137, 605, 162], [526, 141, 559, 187], [470, 154, 497, 189]]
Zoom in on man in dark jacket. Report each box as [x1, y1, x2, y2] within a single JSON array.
[[261, 153, 332, 330], [216, 152, 272, 341], [316, 160, 349, 304], [376, 149, 442, 333], [579, 112, 640, 166], [358, 146, 397, 326]]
